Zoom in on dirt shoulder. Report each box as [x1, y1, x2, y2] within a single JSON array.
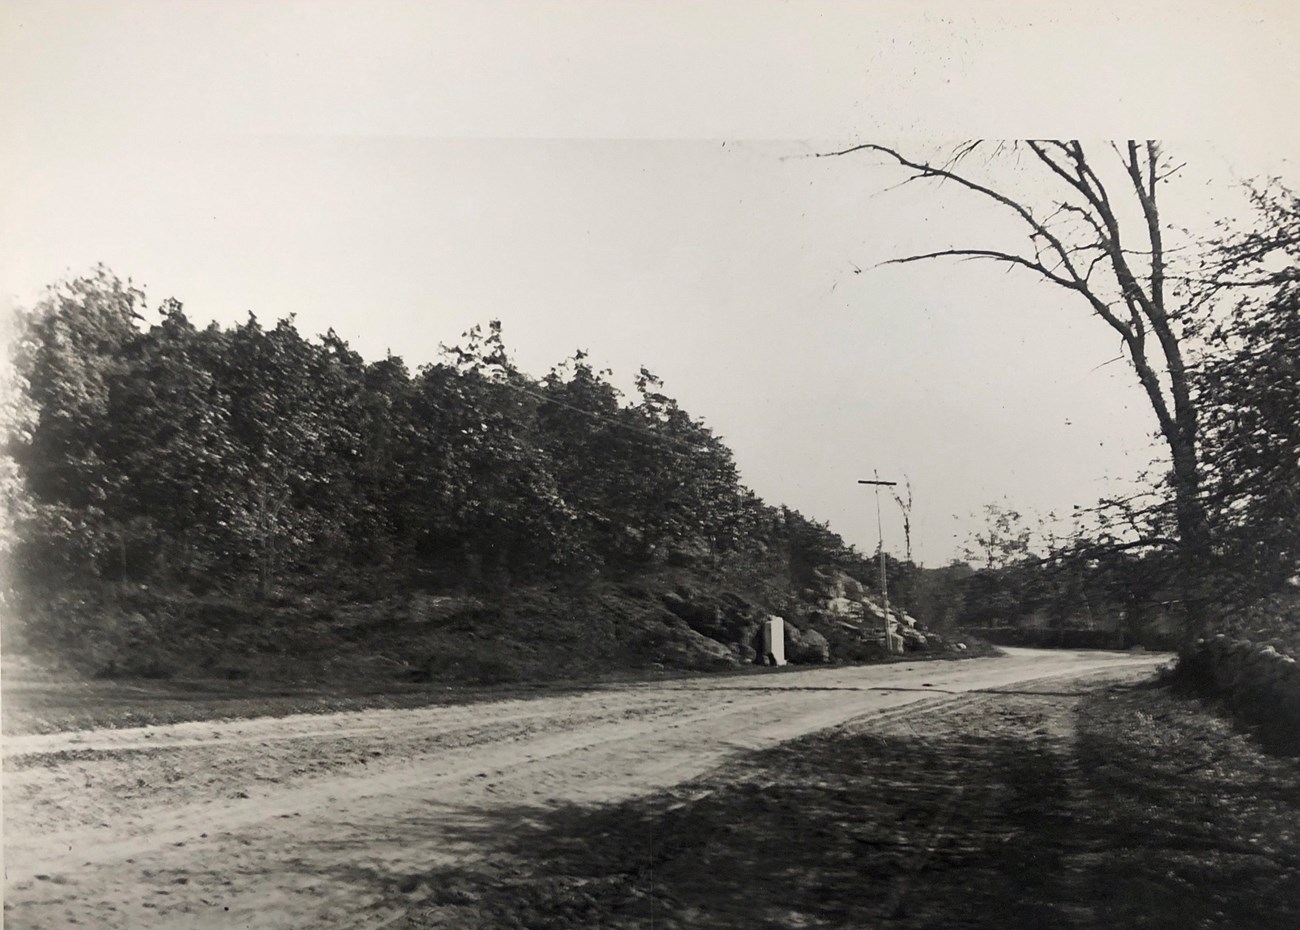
[[375, 672, 1300, 930], [1, 648, 991, 737]]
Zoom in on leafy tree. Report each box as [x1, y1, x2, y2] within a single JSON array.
[[412, 323, 583, 584], [341, 352, 419, 573], [1, 303, 36, 596], [963, 502, 1035, 571], [536, 355, 750, 565], [7, 273, 946, 639], [624, 367, 746, 560], [781, 507, 876, 591], [535, 351, 635, 562], [1195, 185, 1300, 600], [202, 315, 350, 596], [909, 560, 972, 630], [99, 299, 235, 582], [10, 269, 144, 584]]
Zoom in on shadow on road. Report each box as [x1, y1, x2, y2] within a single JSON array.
[[279, 684, 1300, 930], [330, 725, 1088, 928]]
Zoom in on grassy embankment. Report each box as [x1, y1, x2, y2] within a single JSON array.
[[3, 562, 994, 734]]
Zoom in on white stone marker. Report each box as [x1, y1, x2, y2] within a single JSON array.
[[763, 616, 787, 666]]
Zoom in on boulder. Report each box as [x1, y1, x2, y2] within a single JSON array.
[[788, 628, 831, 664], [631, 611, 738, 671], [656, 627, 737, 671], [899, 626, 929, 651], [730, 641, 757, 663], [824, 596, 864, 619]]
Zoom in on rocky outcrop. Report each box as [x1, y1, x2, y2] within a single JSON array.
[[803, 569, 931, 656], [1180, 635, 1300, 743], [632, 611, 740, 671], [659, 588, 765, 660], [652, 569, 944, 668]]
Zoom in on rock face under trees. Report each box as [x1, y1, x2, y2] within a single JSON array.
[[654, 568, 940, 671]]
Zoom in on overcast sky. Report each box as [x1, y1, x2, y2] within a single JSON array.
[[3, 0, 1298, 565]]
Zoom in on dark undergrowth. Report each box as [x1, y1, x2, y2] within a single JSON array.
[[1075, 683, 1300, 928]]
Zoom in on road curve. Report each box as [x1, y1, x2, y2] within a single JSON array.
[[2, 648, 1165, 929]]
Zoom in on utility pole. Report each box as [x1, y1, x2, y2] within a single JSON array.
[[859, 473, 898, 649]]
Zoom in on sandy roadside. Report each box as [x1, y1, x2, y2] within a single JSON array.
[[2, 649, 1165, 929]]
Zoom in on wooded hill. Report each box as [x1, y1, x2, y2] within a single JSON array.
[[3, 270, 955, 683]]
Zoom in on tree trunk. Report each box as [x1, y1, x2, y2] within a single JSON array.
[[1168, 433, 1212, 637]]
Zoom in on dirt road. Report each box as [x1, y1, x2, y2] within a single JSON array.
[[2, 649, 1165, 929]]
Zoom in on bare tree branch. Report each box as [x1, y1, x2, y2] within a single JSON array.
[[881, 249, 1077, 288], [820, 143, 1140, 346]]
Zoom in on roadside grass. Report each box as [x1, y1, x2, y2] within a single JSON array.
[[1075, 682, 1300, 929], [4, 564, 1002, 735], [0, 674, 592, 737], [1, 643, 996, 736], [0, 649, 983, 736], [366, 679, 1300, 930]]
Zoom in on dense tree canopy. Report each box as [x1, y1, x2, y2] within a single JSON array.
[[4, 270, 882, 603], [1194, 186, 1300, 602]]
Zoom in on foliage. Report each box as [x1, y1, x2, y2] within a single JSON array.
[[1193, 185, 1300, 602], [8, 273, 869, 618], [962, 503, 1035, 571], [1069, 182, 1300, 615]]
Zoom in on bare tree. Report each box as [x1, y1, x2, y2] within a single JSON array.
[[891, 477, 913, 564], [824, 142, 1210, 630]]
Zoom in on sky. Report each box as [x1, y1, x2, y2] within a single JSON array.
[[3, 0, 1298, 566]]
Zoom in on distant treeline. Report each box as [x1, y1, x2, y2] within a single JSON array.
[[4, 269, 881, 601]]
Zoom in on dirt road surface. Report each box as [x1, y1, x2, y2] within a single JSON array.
[[3, 648, 1165, 929]]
